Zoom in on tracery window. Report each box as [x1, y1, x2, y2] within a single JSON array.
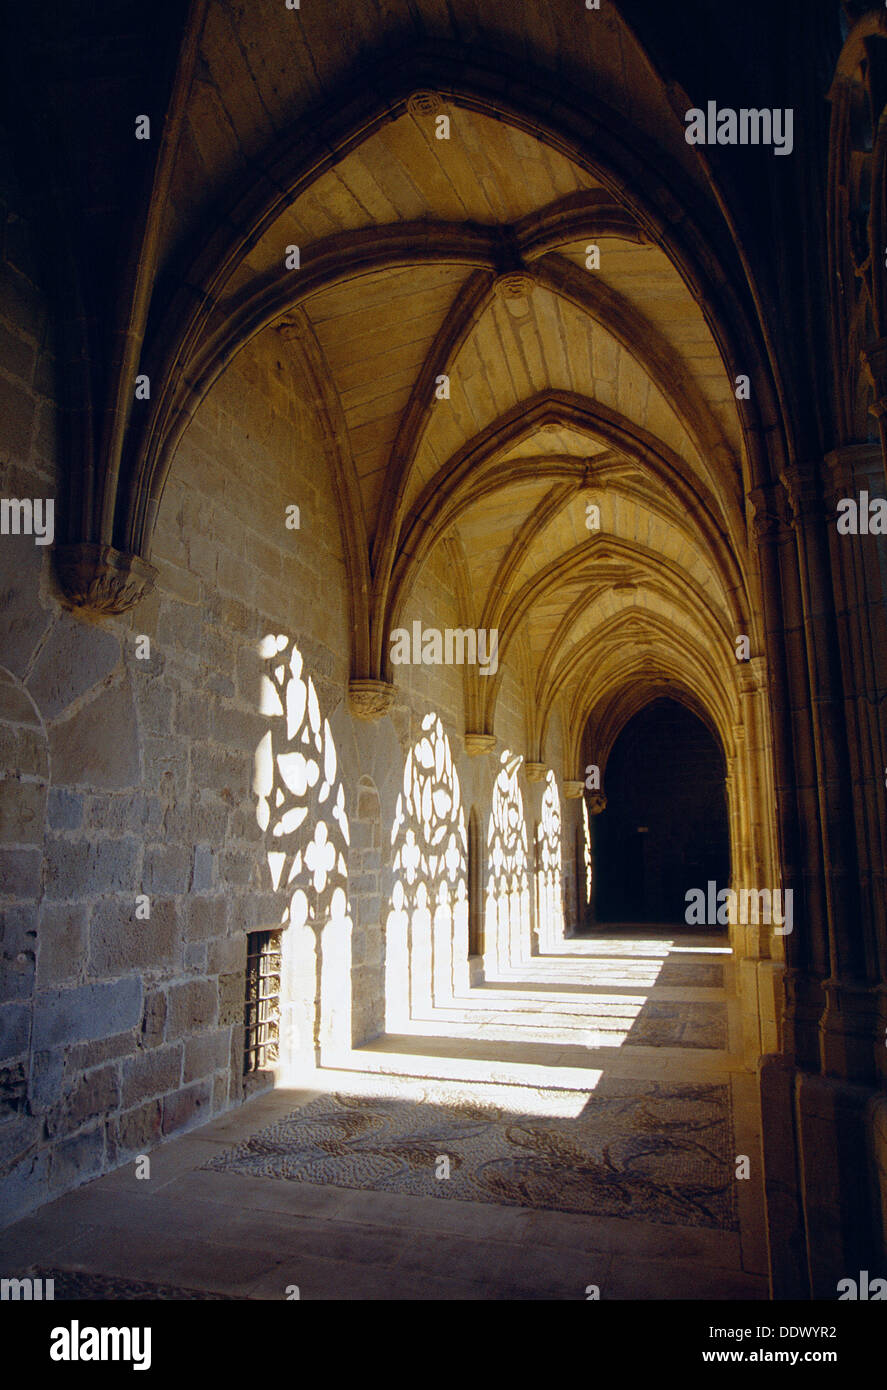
[[485, 751, 531, 972], [385, 713, 468, 1027], [253, 635, 352, 1064], [536, 770, 564, 951]]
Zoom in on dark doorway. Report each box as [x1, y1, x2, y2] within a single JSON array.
[[594, 698, 730, 924]]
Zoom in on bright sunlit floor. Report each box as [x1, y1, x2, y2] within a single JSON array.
[[0, 928, 769, 1300]]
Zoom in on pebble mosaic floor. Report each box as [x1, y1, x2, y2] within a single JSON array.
[[202, 1080, 737, 1230]]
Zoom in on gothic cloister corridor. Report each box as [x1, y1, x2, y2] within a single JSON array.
[[0, 927, 768, 1300], [2, 0, 887, 1337]]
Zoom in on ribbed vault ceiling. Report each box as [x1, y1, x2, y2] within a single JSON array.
[[123, 4, 772, 768], [243, 102, 756, 760]]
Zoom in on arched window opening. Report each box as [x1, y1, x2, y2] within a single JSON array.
[[467, 808, 483, 958], [385, 713, 468, 1028], [253, 635, 352, 1071], [536, 770, 564, 951], [485, 751, 531, 973]]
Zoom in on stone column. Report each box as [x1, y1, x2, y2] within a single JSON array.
[[824, 443, 887, 1086], [862, 338, 887, 479], [750, 481, 825, 1068], [782, 461, 874, 1082]]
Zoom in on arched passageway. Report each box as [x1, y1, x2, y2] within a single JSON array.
[[594, 699, 730, 925]]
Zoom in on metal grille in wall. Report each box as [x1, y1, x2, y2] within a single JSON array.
[[243, 931, 282, 1074]]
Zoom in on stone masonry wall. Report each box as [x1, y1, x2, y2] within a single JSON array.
[[0, 131, 571, 1225]]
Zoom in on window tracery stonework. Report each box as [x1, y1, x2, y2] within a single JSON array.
[[536, 770, 565, 951], [253, 635, 352, 1063], [486, 751, 531, 972], [385, 713, 468, 1027]]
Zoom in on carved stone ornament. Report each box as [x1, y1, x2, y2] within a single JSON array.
[[586, 792, 608, 815], [464, 732, 496, 756], [562, 779, 585, 799], [524, 762, 546, 782], [407, 91, 445, 119], [54, 543, 157, 615], [748, 483, 792, 541], [348, 679, 396, 721], [493, 271, 536, 301]]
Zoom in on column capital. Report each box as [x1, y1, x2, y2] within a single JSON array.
[[823, 441, 885, 502], [862, 337, 887, 418], [778, 462, 823, 522], [748, 481, 792, 541], [738, 655, 768, 695]]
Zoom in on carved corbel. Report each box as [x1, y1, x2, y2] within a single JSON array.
[[54, 543, 157, 615], [464, 733, 496, 756], [348, 679, 396, 721]]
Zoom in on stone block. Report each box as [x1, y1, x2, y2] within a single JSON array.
[[189, 743, 250, 799], [48, 678, 140, 790], [218, 971, 244, 1027], [0, 535, 51, 680], [88, 896, 179, 975], [46, 787, 83, 831], [207, 935, 245, 975], [136, 679, 173, 736], [161, 1079, 211, 1137], [185, 896, 227, 943], [65, 1030, 135, 1072], [157, 602, 203, 653], [142, 736, 190, 796], [191, 844, 215, 892], [32, 976, 143, 1050], [0, 904, 37, 955], [84, 792, 161, 834], [0, 1147, 51, 1226], [140, 989, 167, 1048], [0, 946, 33, 1002], [212, 1072, 228, 1111], [0, 1059, 27, 1115], [26, 613, 120, 720], [113, 1098, 162, 1156], [183, 1029, 229, 1084], [0, 673, 41, 726], [64, 1062, 120, 1128], [43, 836, 139, 900], [49, 1123, 104, 1194], [0, 723, 48, 778], [0, 1002, 29, 1060], [227, 895, 259, 934], [36, 901, 88, 986], [173, 692, 212, 739], [153, 558, 201, 605], [0, 846, 41, 897], [28, 1048, 64, 1112], [212, 703, 266, 750], [142, 843, 191, 895], [220, 849, 253, 887], [184, 941, 207, 972], [0, 777, 44, 845], [121, 1044, 183, 1108], [166, 978, 217, 1038]]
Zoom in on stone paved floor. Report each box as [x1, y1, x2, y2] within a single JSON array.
[[0, 929, 770, 1299]]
